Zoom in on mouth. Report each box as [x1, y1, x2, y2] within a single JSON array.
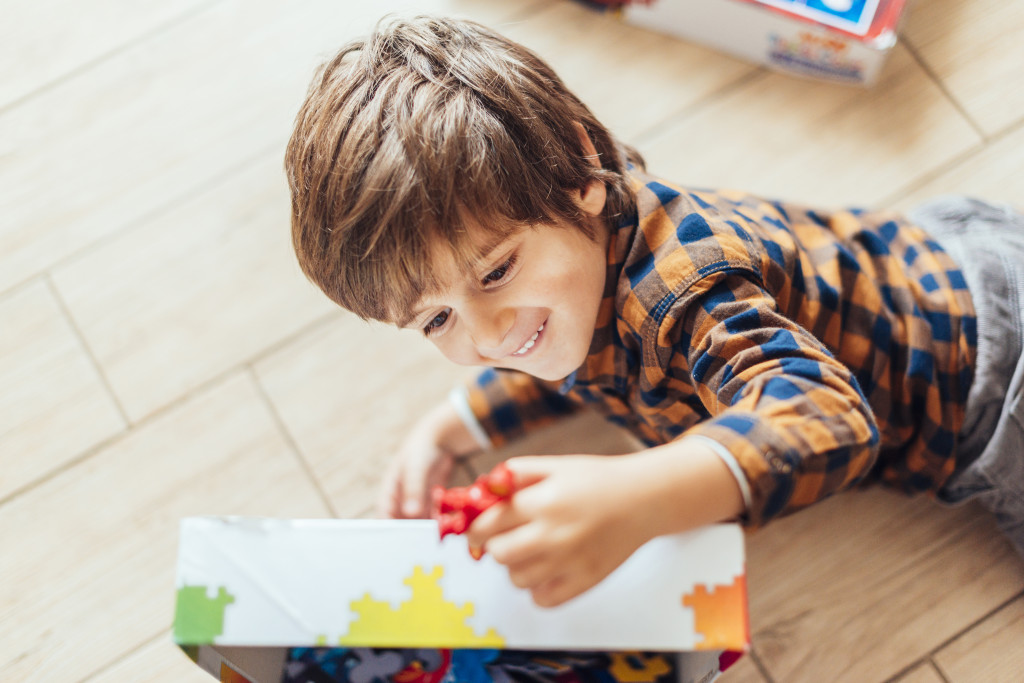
[[512, 323, 545, 357]]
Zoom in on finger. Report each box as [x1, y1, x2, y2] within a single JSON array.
[[530, 575, 577, 608], [402, 453, 452, 518], [471, 511, 561, 577], [505, 555, 557, 591], [377, 461, 405, 519], [502, 456, 557, 490], [400, 462, 430, 519], [464, 499, 524, 550], [380, 486, 402, 520], [482, 517, 551, 567]]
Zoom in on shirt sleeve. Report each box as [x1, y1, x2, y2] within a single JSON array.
[[659, 269, 880, 528], [458, 367, 582, 449]]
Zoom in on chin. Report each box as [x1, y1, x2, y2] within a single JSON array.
[[525, 368, 562, 382], [529, 355, 586, 383]]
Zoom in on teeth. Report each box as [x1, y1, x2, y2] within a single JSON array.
[[514, 324, 544, 356]]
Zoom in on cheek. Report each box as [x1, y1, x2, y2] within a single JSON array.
[[556, 267, 602, 310], [432, 335, 479, 366]]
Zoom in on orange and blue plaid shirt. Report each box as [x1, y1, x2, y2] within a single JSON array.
[[463, 171, 977, 527]]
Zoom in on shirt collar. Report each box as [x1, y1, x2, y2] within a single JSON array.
[[562, 172, 644, 392]]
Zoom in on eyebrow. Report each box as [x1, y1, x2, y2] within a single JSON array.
[[469, 232, 515, 267], [398, 307, 427, 330], [397, 231, 520, 329]]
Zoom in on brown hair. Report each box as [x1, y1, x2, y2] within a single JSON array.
[[284, 15, 644, 322]]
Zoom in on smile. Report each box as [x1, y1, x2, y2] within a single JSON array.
[[513, 323, 545, 356]]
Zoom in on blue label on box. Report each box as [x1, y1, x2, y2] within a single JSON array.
[[755, 0, 881, 35]]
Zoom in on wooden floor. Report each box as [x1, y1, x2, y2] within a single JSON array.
[[3, 0, 1023, 681]]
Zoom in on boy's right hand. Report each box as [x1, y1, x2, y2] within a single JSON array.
[[378, 399, 482, 519]]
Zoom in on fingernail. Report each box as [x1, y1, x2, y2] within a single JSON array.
[[469, 545, 484, 561]]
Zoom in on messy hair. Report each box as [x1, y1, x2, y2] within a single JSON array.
[[285, 15, 644, 322]]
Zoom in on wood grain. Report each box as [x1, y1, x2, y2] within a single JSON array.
[[935, 596, 1024, 683], [893, 121, 1024, 211], [903, 0, 1024, 137], [502, 0, 758, 141], [746, 490, 1024, 682], [84, 634, 213, 683], [0, 372, 331, 681], [0, 0, 206, 110], [51, 152, 335, 422], [0, 280, 124, 501], [254, 313, 479, 517], [894, 661, 948, 683], [638, 45, 982, 208]]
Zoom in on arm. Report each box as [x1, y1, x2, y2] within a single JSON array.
[[672, 271, 880, 527], [379, 397, 483, 518], [381, 369, 581, 519], [470, 270, 879, 605], [464, 368, 582, 449], [466, 438, 744, 607]]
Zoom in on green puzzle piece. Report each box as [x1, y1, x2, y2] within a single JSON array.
[[174, 585, 235, 644]]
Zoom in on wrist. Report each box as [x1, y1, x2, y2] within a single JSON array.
[[624, 439, 746, 539], [422, 399, 485, 458], [447, 387, 492, 452]]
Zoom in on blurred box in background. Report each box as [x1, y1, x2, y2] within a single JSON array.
[[598, 0, 908, 85]]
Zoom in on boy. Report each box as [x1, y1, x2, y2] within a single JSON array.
[[285, 15, 1024, 609]]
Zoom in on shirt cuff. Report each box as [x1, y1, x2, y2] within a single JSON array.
[[448, 386, 493, 451], [684, 434, 753, 511]]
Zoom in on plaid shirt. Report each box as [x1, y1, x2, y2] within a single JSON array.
[[462, 171, 977, 528]]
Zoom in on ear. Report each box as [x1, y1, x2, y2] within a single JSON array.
[[572, 121, 607, 217]]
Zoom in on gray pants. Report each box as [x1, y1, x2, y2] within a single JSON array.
[[910, 196, 1024, 559]]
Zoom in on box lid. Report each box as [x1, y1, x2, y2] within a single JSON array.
[[173, 517, 748, 653]]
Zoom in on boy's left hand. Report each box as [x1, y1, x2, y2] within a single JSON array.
[[464, 454, 659, 608]]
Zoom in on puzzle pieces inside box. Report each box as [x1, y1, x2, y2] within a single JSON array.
[[282, 647, 682, 683], [432, 463, 515, 551]]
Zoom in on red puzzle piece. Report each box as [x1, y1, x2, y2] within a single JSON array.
[[432, 463, 515, 558]]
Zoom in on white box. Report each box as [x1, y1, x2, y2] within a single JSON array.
[[173, 517, 749, 683]]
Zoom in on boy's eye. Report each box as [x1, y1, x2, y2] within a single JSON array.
[[423, 309, 450, 335], [483, 254, 518, 285]]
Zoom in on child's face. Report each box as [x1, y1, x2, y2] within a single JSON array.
[[402, 219, 609, 381]]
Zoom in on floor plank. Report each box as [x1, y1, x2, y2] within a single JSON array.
[[934, 596, 1024, 683], [0, 0, 207, 111], [894, 661, 947, 683], [903, 0, 1024, 138], [85, 634, 213, 683], [892, 121, 1024, 211], [50, 151, 335, 422], [0, 372, 331, 681], [254, 314, 479, 517], [501, 0, 758, 142], [745, 489, 1024, 682], [637, 44, 981, 208], [0, 280, 124, 501]]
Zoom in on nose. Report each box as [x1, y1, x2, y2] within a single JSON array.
[[464, 301, 515, 358]]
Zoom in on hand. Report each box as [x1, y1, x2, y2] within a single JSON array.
[[465, 440, 746, 607], [378, 400, 482, 519], [465, 454, 660, 607]]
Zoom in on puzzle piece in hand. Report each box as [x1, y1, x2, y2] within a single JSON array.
[[432, 463, 515, 558]]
